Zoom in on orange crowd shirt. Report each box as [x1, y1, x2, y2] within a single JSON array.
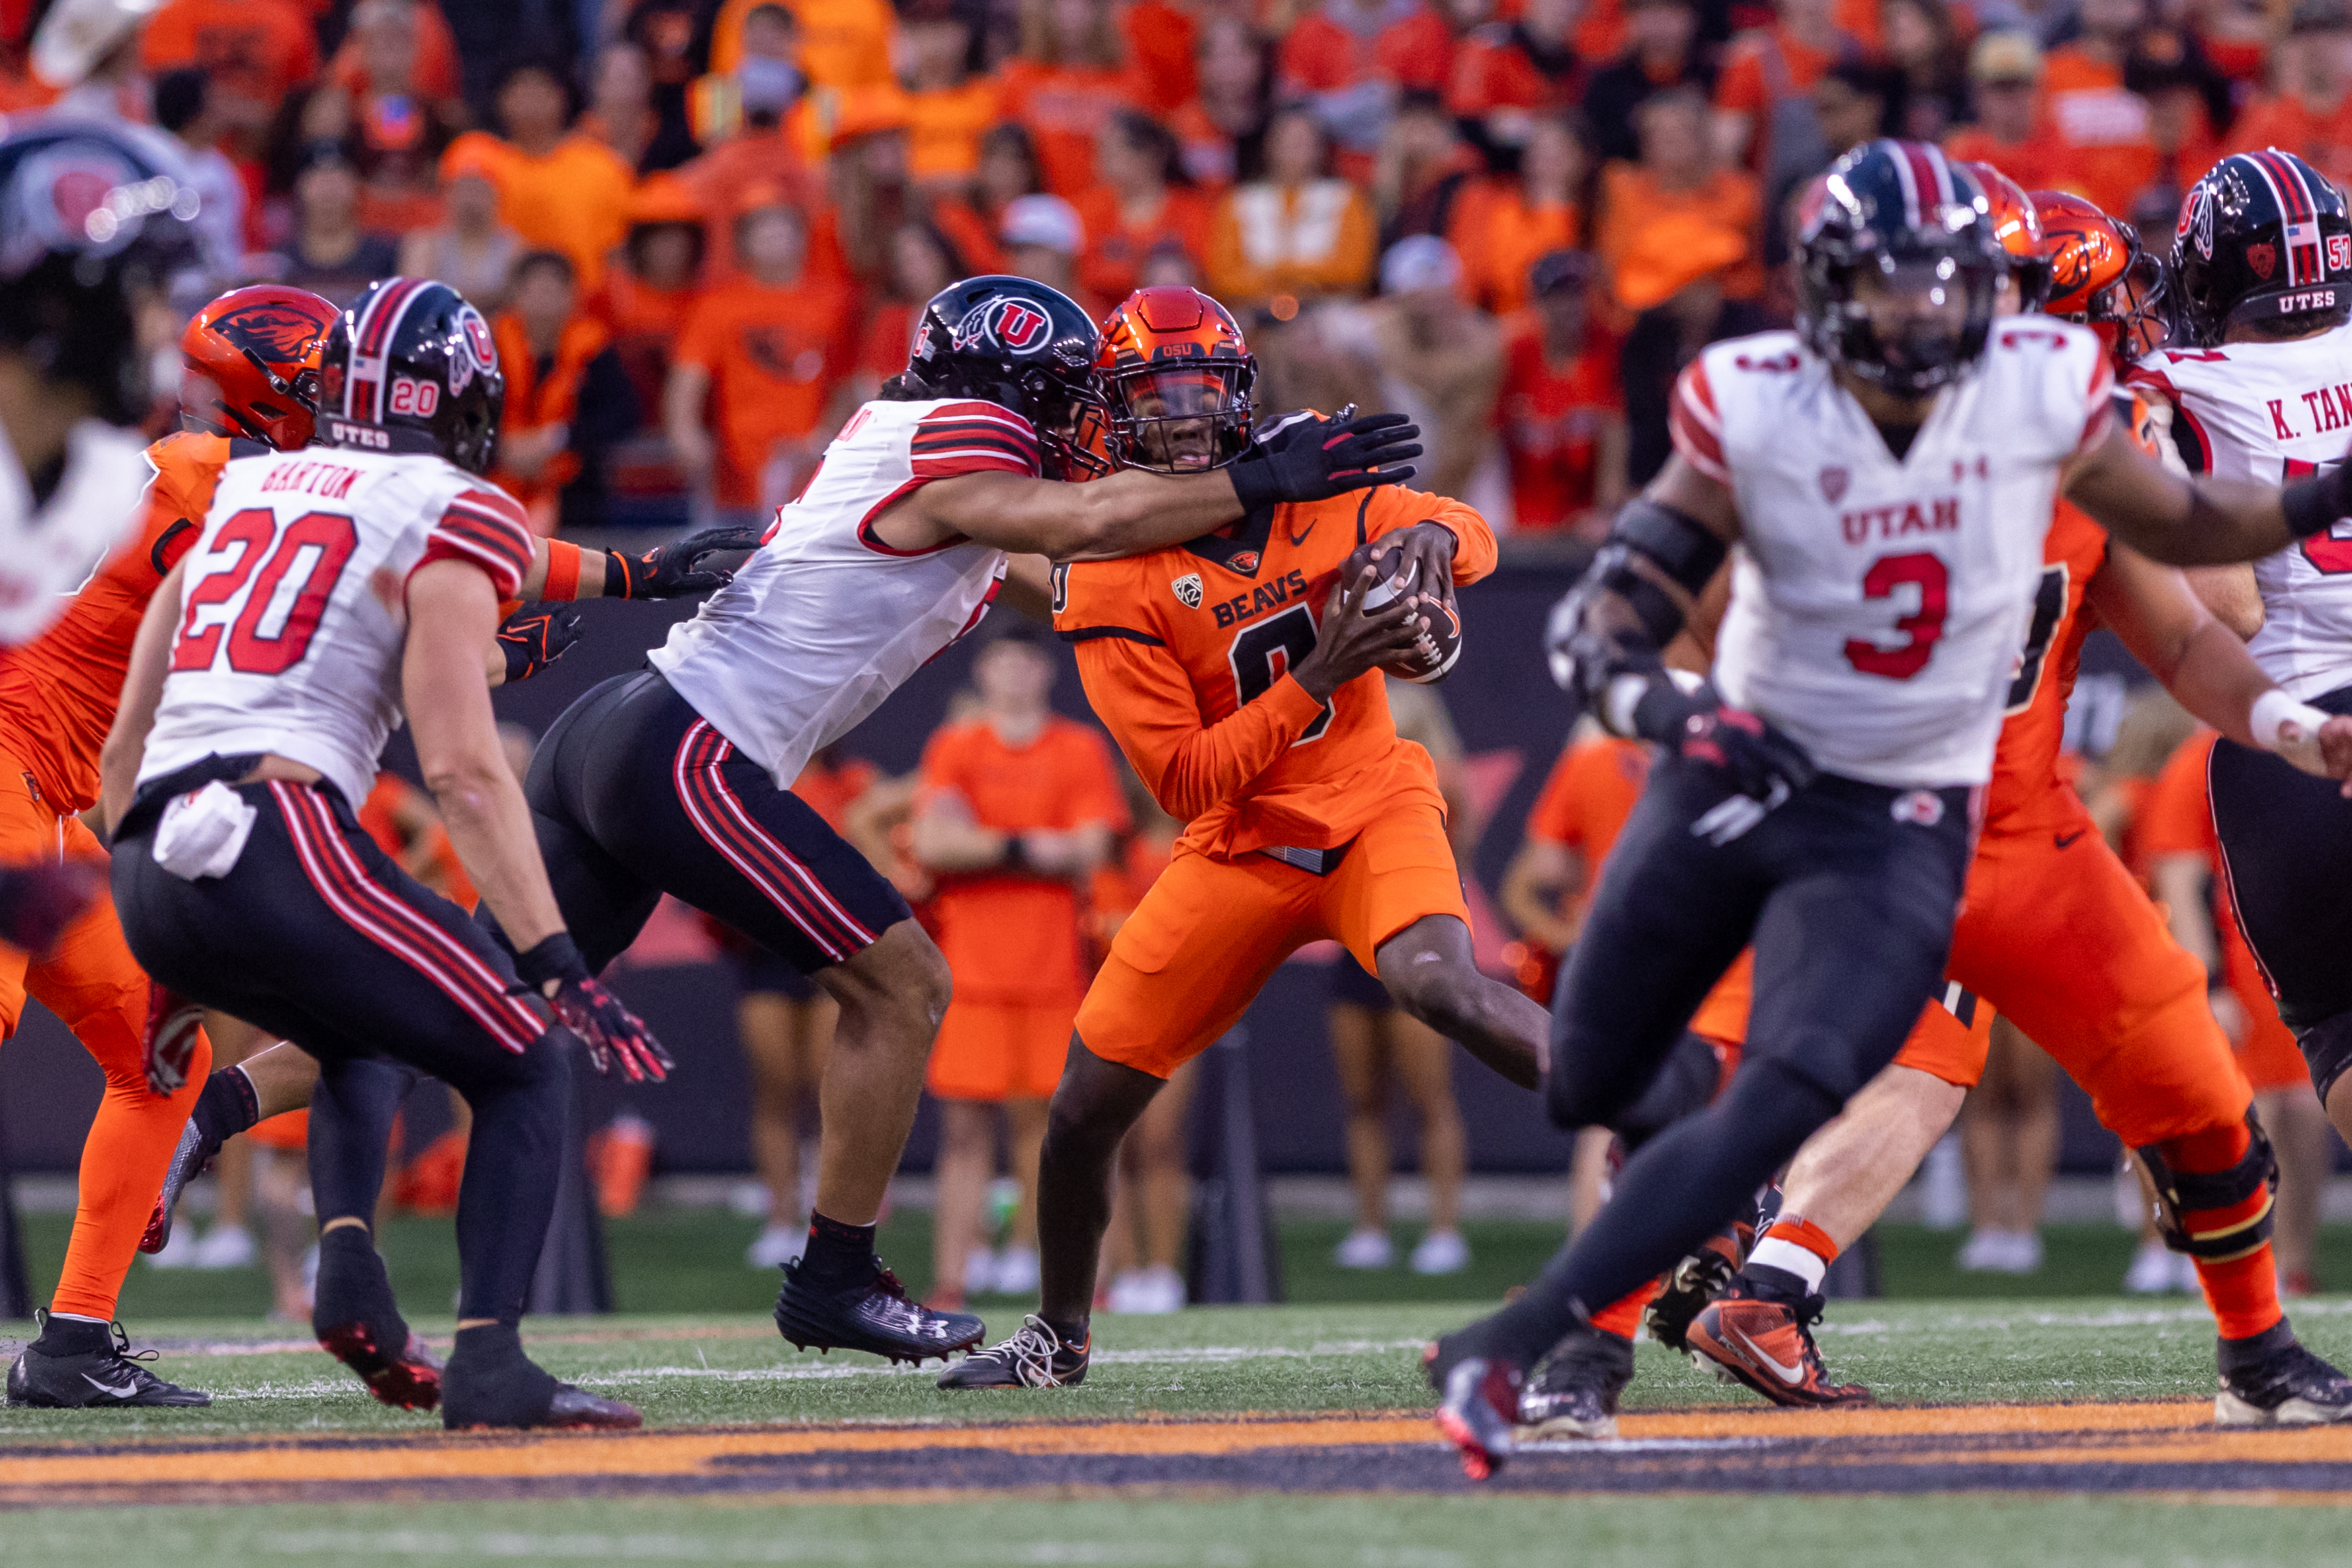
[[1714, 26, 1845, 172], [591, 269, 702, 418], [0, 430, 233, 814], [1278, 3, 1454, 95], [1499, 315, 1620, 531], [1940, 125, 2070, 200], [2040, 48, 2159, 219], [907, 79, 1003, 184], [438, 132, 637, 292], [1447, 179, 1582, 315], [708, 0, 894, 87], [2139, 728, 2306, 1090], [1055, 484, 1497, 862], [919, 716, 1132, 1004], [675, 275, 854, 509], [140, 0, 320, 108], [2227, 94, 2352, 194], [1073, 185, 1214, 304], [1523, 734, 1649, 912], [997, 59, 1142, 197], [793, 752, 880, 831]]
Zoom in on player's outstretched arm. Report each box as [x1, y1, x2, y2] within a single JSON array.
[[2092, 541, 2352, 789], [405, 562, 671, 1080], [511, 527, 766, 602], [99, 560, 187, 836], [880, 415, 1423, 562], [2065, 419, 2351, 566]]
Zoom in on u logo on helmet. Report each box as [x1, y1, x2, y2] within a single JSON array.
[[954, 298, 1050, 355], [449, 303, 496, 395], [2181, 186, 2216, 261]]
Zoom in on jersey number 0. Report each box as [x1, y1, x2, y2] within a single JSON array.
[[1229, 603, 1333, 742], [171, 507, 361, 676]]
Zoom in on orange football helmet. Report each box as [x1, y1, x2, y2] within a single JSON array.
[[1957, 161, 2052, 310], [179, 284, 339, 451], [2031, 189, 2170, 365], [1094, 286, 1256, 474]]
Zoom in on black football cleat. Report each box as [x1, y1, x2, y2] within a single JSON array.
[[141, 1115, 219, 1256], [1519, 1325, 1635, 1440], [1425, 1330, 1525, 1480], [936, 1315, 1089, 1389], [2216, 1319, 2352, 1426], [775, 1256, 984, 1364], [439, 1325, 642, 1430], [1685, 1278, 1872, 1409], [313, 1226, 440, 1411], [6, 1313, 210, 1407]]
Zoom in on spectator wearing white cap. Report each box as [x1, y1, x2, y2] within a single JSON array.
[[1000, 191, 1099, 313]]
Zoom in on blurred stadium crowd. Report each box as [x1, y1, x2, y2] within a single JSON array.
[[4, 0, 2343, 1319]]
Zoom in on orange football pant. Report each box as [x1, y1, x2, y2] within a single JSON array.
[[1075, 801, 1470, 1078], [0, 762, 210, 1322]]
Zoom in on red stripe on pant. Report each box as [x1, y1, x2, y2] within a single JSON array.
[[670, 722, 876, 963], [273, 782, 544, 1053]]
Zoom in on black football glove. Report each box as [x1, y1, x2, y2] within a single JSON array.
[[1230, 412, 1421, 510], [497, 603, 583, 684], [1632, 682, 1816, 845], [513, 933, 674, 1082], [604, 525, 766, 599]]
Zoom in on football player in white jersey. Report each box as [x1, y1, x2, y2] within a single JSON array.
[[101, 279, 666, 1431], [1428, 139, 2352, 1480], [0, 124, 199, 951], [512, 275, 1424, 1366], [2137, 150, 2352, 1169]]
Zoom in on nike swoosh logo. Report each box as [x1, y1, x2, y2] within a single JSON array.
[[2054, 830, 2086, 849], [1287, 521, 1314, 548], [82, 1373, 138, 1399], [1733, 1328, 1808, 1385]]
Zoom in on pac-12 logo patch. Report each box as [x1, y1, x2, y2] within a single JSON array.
[[1819, 466, 1849, 503], [1890, 789, 1945, 826], [1172, 572, 1204, 609], [953, 298, 1051, 356]]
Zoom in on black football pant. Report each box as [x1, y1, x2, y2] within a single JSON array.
[[1476, 754, 1973, 1366], [508, 670, 911, 974], [2210, 681, 2352, 1100], [114, 771, 569, 1326]]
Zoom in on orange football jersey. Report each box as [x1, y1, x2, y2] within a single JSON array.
[[0, 430, 243, 814], [1054, 486, 1496, 861]]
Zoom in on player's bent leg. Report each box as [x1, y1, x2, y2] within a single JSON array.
[[1372, 915, 1545, 1090], [147, 1038, 321, 1255], [939, 1036, 1162, 1391], [310, 1056, 442, 1411]]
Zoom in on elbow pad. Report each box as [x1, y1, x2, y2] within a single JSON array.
[[1545, 498, 1726, 724]]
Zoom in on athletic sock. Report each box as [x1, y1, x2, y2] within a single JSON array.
[[1588, 1282, 1653, 1341], [1747, 1214, 1839, 1296], [34, 1313, 110, 1354], [192, 1065, 261, 1145], [2161, 1123, 2285, 1342], [798, 1213, 877, 1289]]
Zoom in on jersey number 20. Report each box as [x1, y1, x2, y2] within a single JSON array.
[[1229, 603, 1332, 742], [171, 507, 361, 675]]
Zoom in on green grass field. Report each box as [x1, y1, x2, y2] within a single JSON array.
[[13, 1213, 2352, 1565]]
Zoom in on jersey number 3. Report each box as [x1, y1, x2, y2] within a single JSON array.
[[171, 507, 361, 675], [1230, 603, 1332, 742], [1844, 552, 1949, 681]]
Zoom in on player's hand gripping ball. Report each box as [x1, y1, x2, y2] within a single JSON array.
[[1359, 541, 1464, 683]]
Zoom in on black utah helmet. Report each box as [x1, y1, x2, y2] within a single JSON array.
[[0, 122, 202, 426], [1796, 139, 2009, 398], [904, 275, 1108, 478], [317, 277, 505, 474], [2171, 149, 2352, 347]]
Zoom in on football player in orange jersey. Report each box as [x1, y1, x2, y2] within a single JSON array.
[[939, 286, 1547, 1389], [1520, 191, 2352, 1436]]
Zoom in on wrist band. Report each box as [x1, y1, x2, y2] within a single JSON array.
[[2251, 687, 2330, 752], [543, 539, 581, 603], [602, 550, 634, 599]]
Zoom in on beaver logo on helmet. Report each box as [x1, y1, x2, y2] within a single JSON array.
[[210, 298, 329, 363]]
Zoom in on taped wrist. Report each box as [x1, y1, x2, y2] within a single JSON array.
[[2280, 462, 2352, 541], [601, 549, 636, 598], [2134, 1112, 2277, 1261]]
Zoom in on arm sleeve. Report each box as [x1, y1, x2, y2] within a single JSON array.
[[1360, 484, 1500, 586], [421, 486, 535, 599], [911, 400, 1044, 479], [1074, 634, 1328, 821]]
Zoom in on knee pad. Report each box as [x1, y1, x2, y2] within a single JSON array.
[[2299, 1010, 2352, 1108], [2136, 1110, 2277, 1262], [1611, 1032, 1724, 1153]]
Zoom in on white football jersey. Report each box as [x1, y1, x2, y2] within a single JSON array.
[[652, 397, 1040, 787], [0, 419, 152, 646], [140, 449, 534, 809], [1675, 324, 2111, 788], [2130, 326, 2352, 699]]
